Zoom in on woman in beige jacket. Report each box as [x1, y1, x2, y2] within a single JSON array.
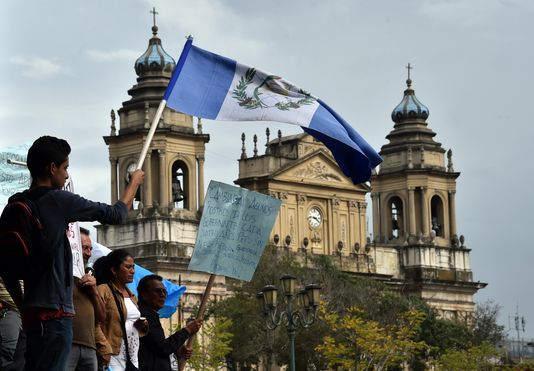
[[94, 249, 148, 370]]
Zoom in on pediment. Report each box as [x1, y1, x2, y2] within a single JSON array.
[[273, 150, 369, 191]]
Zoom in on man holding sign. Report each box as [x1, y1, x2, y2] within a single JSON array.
[[11, 136, 144, 371]]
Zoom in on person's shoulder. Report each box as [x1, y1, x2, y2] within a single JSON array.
[[97, 283, 112, 296], [36, 188, 76, 204], [47, 189, 79, 199], [97, 282, 109, 289]]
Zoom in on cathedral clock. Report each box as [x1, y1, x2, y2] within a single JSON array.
[[307, 206, 322, 228]]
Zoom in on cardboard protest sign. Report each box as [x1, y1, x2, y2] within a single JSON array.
[[63, 177, 85, 278], [189, 181, 281, 281], [0, 144, 30, 208]]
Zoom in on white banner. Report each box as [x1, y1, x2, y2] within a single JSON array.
[[63, 177, 85, 278]]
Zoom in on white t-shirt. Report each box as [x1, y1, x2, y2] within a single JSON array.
[[109, 297, 140, 370]]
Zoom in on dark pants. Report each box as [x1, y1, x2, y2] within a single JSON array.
[[25, 317, 73, 371], [66, 344, 98, 371], [0, 308, 25, 370]]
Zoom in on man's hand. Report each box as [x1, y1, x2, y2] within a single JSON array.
[[129, 169, 145, 186], [121, 169, 145, 209], [176, 345, 193, 360], [80, 273, 96, 288], [100, 353, 111, 368], [184, 319, 203, 335], [134, 317, 149, 333]]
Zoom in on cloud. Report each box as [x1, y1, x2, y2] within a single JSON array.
[[10, 56, 62, 80], [418, 0, 502, 26], [141, 0, 269, 60], [86, 49, 140, 62]]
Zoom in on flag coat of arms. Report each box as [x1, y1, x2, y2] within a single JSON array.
[[163, 38, 382, 184]]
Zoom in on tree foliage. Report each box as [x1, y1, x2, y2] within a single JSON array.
[[433, 342, 502, 371], [188, 316, 234, 371], [317, 306, 427, 370], [472, 300, 506, 346], [212, 244, 506, 370]]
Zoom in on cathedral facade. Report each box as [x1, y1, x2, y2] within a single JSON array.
[[96, 22, 485, 326]]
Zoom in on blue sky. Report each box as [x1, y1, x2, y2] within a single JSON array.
[[2, 0, 533, 337]]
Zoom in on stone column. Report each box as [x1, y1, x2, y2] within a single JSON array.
[[197, 154, 205, 209], [449, 190, 457, 236], [421, 187, 429, 236], [327, 198, 334, 255], [408, 187, 416, 236], [158, 150, 167, 207], [143, 152, 152, 207], [358, 201, 367, 248], [110, 157, 118, 204], [370, 192, 380, 242]]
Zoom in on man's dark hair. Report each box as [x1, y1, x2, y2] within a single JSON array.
[[27, 136, 71, 179], [137, 274, 163, 295], [79, 227, 90, 236]]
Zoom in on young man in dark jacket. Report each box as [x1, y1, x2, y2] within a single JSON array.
[[137, 274, 202, 371], [16, 135, 144, 371]]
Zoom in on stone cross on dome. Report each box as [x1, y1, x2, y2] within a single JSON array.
[[406, 63, 413, 88], [151, 7, 158, 27], [150, 7, 159, 36], [406, 63, 413, 79]]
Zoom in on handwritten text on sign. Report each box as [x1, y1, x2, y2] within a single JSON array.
[[0, 144, 30, 208], [189, 181, 281, 281]]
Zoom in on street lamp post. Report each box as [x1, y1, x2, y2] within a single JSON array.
[[257, 274, 321, 371]]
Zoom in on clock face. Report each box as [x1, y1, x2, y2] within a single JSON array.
[[308, 207, 322, 228]]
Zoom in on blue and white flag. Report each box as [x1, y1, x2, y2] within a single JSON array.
[[163, 38, 382, 184]]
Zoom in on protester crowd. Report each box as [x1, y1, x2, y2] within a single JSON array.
[[0, 136, 202, 371]]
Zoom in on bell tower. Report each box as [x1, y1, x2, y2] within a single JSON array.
[[371, 67, 485, 319], [103, 18, 209, 215], [371, 67, 457, 243], [96, 14, 218, 305]]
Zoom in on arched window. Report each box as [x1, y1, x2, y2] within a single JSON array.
[[171, 160, 189, 209], [431, 195, 444, 237], [389, 196, 404, 238]]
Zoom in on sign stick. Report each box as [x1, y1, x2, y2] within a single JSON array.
[[7, 159, 27, 167], [178, 273, 216, 371], [135, 99, 167, 170]]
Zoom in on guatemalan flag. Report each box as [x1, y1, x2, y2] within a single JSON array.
[[163, 38, 382, 184]]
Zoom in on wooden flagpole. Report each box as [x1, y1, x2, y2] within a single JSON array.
[[135, 99, 167, 170], [178, 273, 216, 371]]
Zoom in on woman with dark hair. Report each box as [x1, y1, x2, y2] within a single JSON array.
[[94, 249, 148, 371]]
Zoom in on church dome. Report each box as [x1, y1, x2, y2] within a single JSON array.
[[391, 78, 429, 123], [134, 25, 175, 76]]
